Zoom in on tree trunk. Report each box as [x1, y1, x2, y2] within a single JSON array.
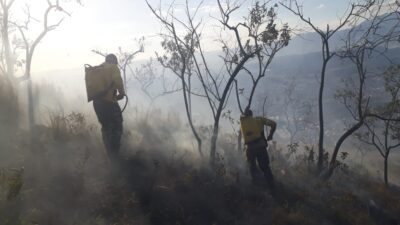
[[210, 121, 219, 165], [209, 54, 253, 164], [27, 79, 35, 141], [180, 75, 203, 157], [317, 60, 328, 172], [324, 121, 363, 179], [186, 104, 203, 158], [384, 153, 389, 187], [2, 7, 14, 79], [237, 130, 242, 153], [194, 130, 203, 157]]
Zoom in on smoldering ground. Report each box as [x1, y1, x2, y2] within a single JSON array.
[[1, 77, 400, 225], [0, 79, 254, 224]]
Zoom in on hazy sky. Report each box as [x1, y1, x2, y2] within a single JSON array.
[[11, 0, 353, 74]]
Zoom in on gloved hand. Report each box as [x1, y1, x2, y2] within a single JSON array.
[[116, 94, 124, 100]]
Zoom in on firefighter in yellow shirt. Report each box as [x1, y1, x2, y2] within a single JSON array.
[[92, 54, 126, 161], [240, 107, 276, 193]]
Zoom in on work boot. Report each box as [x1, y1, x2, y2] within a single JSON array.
[[264, 173, 276, 197], [267, 181, 276, 197]]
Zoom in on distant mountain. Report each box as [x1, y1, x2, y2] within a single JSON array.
[[279, 13, 400, 56], [249, 47, 400, 144], [34, 14, 400, 137]]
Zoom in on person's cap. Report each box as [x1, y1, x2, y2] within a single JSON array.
[[244, 107, 253, 116], [105, 54, 118, 64]]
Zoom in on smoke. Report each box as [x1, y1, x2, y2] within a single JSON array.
[[1, 60, 400, 224], [0, 76, 221, 224]]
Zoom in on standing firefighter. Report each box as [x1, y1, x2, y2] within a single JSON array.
[[240, 107, 276, 193], [85, 54, 125, 161]]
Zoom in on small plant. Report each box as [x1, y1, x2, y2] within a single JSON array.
[[47, 111, 91, 141], [286, 142, 299, 159], [340, 152, 349, 161], [0, 168, 24, 201], [0, 168, 24, 225], [304, 145, 315, 165], [323, 151, 330, 168], [214, 153, 227, 178], [48, 111, 69, 140]]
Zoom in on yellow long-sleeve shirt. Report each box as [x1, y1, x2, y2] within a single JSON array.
[[240, 116, 276, 144], [99, 63, 125, 102]]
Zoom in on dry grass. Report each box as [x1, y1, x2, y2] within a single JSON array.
[[0, 83, 400, 224]]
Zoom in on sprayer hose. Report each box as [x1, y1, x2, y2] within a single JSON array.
[[121, 94, 128, 113]]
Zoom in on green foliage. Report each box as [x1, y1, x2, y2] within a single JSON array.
[[249, 2, 271, 28], [0, 168, 24, 225], [0, 79, 19, 128], [158, 32, 198, 73], [383, 65, 400, 139], [6, 168, 24, 201], [249, 2, 290, 47], [0, 168, 24, 201], [246, 1, 290, 50]]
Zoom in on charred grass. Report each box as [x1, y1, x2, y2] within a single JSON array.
[[0, 84, 399, 225]]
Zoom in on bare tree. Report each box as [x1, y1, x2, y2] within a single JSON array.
[[230, 2, 290, 110], [133, 58, 182, 117], [0, 0, 16, 86], [325, 0, 400, 179], [281, 0, 378, 172], [231, 2, 290, 155], [220, 2, 291, 160], [146, 0, 205, 157], [147, 0, 289, 164], [357, 65, 400, 187], [18, 1, 73, 133], [282, 77, 304, 145], [0, 0, 81, 142]]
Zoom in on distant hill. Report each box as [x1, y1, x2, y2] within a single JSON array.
[[34, 13, 400, 138], [279, 13, 400, 56]]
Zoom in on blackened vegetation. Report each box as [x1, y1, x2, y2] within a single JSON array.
[[0, 77, 399, 224], [88, 145, 400, 225], [114, 157, 274, 225], [0, 103, 400, 224]]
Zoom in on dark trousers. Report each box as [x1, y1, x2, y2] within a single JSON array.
[[93, 100, 123, 160], [246, 140, 274, 189]]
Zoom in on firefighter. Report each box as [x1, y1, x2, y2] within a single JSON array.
[[240, 107, 276, 193], [92, 54, 125, 161]]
